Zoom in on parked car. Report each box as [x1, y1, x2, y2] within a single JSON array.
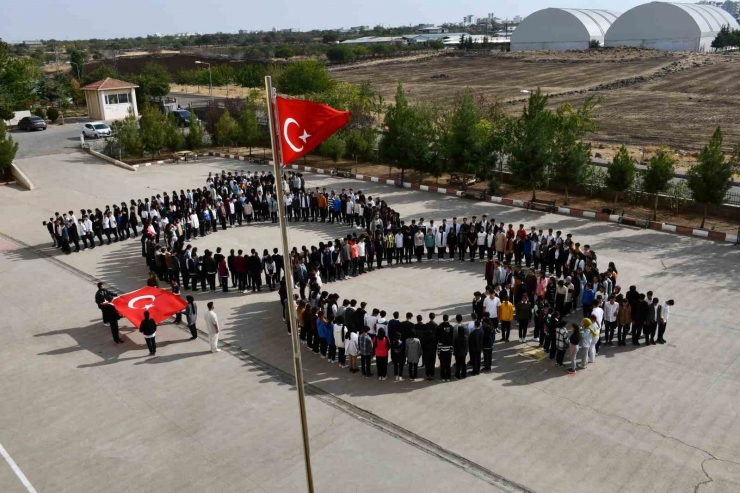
[[171, 109, 193, 127], [82, 122, 111, 139], [18, 116, 47, 131]]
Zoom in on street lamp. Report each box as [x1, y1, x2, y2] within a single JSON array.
[[195, 61, 213, 101]]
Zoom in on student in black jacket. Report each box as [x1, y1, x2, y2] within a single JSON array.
[[454, 326, 468, 380], [468, 320, 483, 375], [421, 316, 437, 380], [139, 311, 157, 356], [102, 302, 124, 344], [95, 282, 112, 326], [435, 314, 454, 382], [632, 293, 649, 346]]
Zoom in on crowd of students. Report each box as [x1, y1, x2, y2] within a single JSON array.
[[53, 167, 673, 380]]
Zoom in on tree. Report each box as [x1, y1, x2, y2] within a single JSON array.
[[606, 145, 636, 206], [686, 126, 735, 228], [82, 64, 116, 86], [46, 107, 59, 123], [322, 33, 338, 44], [235, 64, 265, 88], [68, 49, 85, 79], [643, 146, 676, 220], [551, 96, 601, 204], [440, 90, 484, 175], [274, 60, 333, 95], [139, 105, 166, 158], [0, 56, 42, 109], [506, 88, 556, 200], [0, 121, 19, 175], [428, 40, 445, 50], [274, 45, 294, 59], [320, 134, 346, 167], [185, 113, 203, 150], [111, 112, 142, 158], [589, 39, 601, 49], [379, 83, 436, 180], [344, 128, 372, 164], [164, 113, 183, 151], [125, 63, 171, 106], [352, 45, 369, 58], [215, 111, 239, 150], [712, 25, 732, 51], [326, 45, 356, 63], [238, 99, 263, 154], [0, 105, 14, 121], [33, 107, 46, 119]]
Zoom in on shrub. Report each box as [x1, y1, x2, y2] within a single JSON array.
[[487, 176, 501, 196], [46, 107, 59, 123], [33, 107, 46, 120]]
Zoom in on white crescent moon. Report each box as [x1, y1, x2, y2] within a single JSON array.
[[128, 295, 156, 309], [283, 118, 304, 153]]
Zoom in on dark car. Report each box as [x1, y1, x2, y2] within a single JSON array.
[[171, 109, 193, 127], [18, 116, 47, 131]]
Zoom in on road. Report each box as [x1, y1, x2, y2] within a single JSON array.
[[10, 118, 90, 159]]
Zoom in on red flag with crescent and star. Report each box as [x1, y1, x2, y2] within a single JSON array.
[[275, 96, 350, 165], [112, 286, 187, 327]]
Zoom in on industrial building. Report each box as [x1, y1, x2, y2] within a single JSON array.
[[511, 8, 621, 51], [605, 2, 739, 52]]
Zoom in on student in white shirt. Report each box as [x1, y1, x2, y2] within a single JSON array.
[[657, 300, 674, 344], [603, 295, 619, 345]]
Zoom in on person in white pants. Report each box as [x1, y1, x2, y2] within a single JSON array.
[[588, 315, 601, 363], [204, 302, 221, 353]]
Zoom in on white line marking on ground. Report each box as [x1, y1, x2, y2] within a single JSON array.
[[0, 442, 37, 493]]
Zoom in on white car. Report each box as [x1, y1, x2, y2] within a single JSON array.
[[82, 122, 111, 139]]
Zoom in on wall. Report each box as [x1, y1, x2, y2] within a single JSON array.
[[100, 88, 136, 121], [85, 91, 102, 120]]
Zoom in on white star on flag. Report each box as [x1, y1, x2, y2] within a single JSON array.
[[299, 130, 311, 143]]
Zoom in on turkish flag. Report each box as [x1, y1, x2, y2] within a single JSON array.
[[112, 286, 187, 328], [276, 96, 350, 165]]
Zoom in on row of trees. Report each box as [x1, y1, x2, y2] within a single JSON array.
[[711, 25, 740, 50], [377, 85, 737, 227]]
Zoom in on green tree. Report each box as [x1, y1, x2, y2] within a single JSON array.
[[185, 113, 203, 150], [125, 63, 171, 105], [46, 107, 59, 123], [606, 145, 636, 206], [344, 128, 372, 163], [643, 146, 676, 220], [274, 60, 333, 95], [81, 64, 116, 86], [379, 83, 436, 180], [33, 107, 47, 119], [0, 105, 14, 121], [139, 105, 166, 158], [551, 95, 600, 204], [326, 45, 356, 63], [0, 56, 42, 109], [235, 64, 266, 88], [428, 40, 445, 50], [274, 45, 294, 59], [111, 112, 142, 158], [320, 134, 346, 167], [215, 111, 239, 150], [238, 99, 263, 154], [687, 126, 735, 228], [506, 88, 556, 200], [164, 113, 183, 151], [712, 25, 732, 51], [0, 121, 19, 174], [68, 49, 85, 79], [352, 45, 369, 58], [440, 90, 484, 175]]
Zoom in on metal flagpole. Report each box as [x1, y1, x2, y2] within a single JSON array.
[[263, 75, 315, 493]]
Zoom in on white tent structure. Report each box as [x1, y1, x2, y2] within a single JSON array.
[[511, 8, 620, 51], [605, 2, 739, 52]]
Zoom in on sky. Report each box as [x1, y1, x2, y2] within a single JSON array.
[[2, 0, 655, 41]]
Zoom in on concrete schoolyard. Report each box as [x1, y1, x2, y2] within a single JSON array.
[[0, 153, 738, 493]]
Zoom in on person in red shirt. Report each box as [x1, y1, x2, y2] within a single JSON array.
[[373, 328, 391, 380]]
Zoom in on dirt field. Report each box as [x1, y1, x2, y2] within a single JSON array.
[[334, 49, 740, 163], [334, 51, 678, 103]]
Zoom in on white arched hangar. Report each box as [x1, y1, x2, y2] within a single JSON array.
[[511, 8, 621, 52], [605, 2, 740, 52]]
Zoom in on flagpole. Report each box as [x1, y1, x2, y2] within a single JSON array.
[[264, 75, 315, 493]]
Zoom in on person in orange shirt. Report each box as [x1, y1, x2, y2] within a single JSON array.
[[498, 294, 514, 342], [317, 193, 328, 222], [350, 240, 359, 277]]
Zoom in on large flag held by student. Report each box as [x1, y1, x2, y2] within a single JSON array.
[[112, 286, 187, 327], [275, 96, 350, 165]]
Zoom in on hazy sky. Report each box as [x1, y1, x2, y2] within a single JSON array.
[[3, 0, 653, 41]]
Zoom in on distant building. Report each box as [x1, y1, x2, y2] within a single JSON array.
[[340, 36, 406, 45], [415, 26, 446, 33], [722, 0, 740, 16], [81, 78, 139, 121], [512, 15, 523, 24], [8, 40, 43, 47]]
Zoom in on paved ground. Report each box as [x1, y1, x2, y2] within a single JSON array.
[[1, 153, 739, 493], [9, 118, 92, 159]]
